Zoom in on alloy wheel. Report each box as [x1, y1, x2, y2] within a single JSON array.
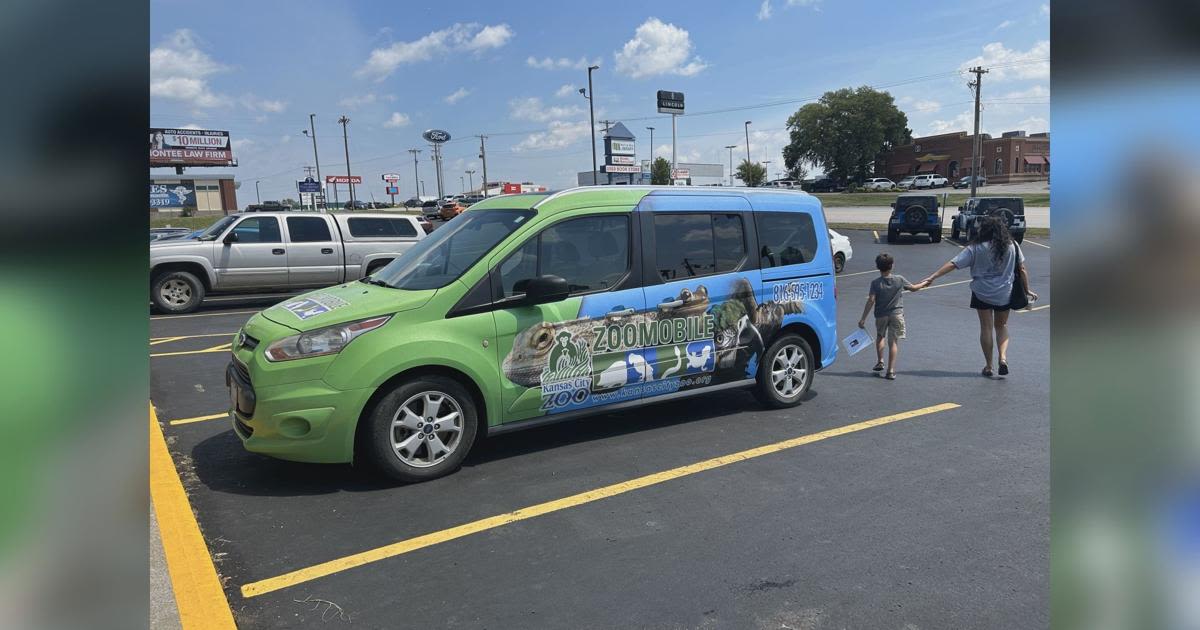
[[770, 344, 809, 399], [390, 391, 464, 468]]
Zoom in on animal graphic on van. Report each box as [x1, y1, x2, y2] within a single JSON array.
[[685, 340, 715, 373], [595, 351, 651, 390]]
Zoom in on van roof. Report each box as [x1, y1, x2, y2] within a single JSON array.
[[466, 185, 823, 216]]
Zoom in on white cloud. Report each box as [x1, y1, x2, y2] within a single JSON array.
[[758, 0, 773, 20], [1014, 116, 1049, 134], [240, 94, 287, 114], [912, 99, 941, 113], [513, 120, 592, 151], [927, 110, 974, 135], [357, 23, 514, 82], [509, 97, 583, 123], [526, 55, 601, 71], [383, 112, 411, 128], [444, 87, 470, 104], [786, 0, 821, 5], [231, 138, 255, 151], [999, 85, 1050, 100], [614, 18, 707, 79], [1040, 3, 1049, 16], [555, 83, 578, 98], [179, 123, 203, 130], [280, 134, 291, 144], [996, 19, 1014, 30], [149, 30, 228, 108], [961, 40, 1050, 81]]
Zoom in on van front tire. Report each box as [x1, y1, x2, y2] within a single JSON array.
[[755, 334, 814, 409], [151, 270, 205, 314], [361, 376, 479, 483]]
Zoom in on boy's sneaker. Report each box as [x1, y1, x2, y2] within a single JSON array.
[[873, 361, 885, 372]]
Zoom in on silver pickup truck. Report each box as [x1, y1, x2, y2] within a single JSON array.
[[150, 212, 426, 313]]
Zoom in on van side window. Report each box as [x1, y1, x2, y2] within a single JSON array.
[[497, 215, 630, 297], [286, 216, 332, 242], [653, 213, 746, 280], [231, 216, 281, 243], [755, 211, 817, 267], [348, 217, 418, 237]]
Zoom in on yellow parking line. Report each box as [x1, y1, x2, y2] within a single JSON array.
[[149, 336, 186, 346], [1018, 303, 1050, 312], [151, 343, 232, 358], [169, 412, 229, 426], [240, 402, 960, 598], [151, 332, 237, 344], [151, 310, 259, 321], [838, 269, 878, 278], [150, 403, 237, 628], [872, 230, 880, 242]]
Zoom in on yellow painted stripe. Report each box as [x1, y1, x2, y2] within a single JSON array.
[[151, 310, 259, 321], [1018, 303, 1050, 313], [149, 336, 186, 346], [150, 403, 237, 629], [151, 332, 237, 344], [241, 402, 960, 598], [151, 343, 232, 358], [872, 230, 880, 242], [169, 412, 229, 426], [838, 269, 878, 278]]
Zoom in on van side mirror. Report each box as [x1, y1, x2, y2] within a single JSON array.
[[523, 275, 570, 305], [223, 231, 239, 245]]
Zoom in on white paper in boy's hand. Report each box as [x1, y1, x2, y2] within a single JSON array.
[[842, 328, 873, 356]]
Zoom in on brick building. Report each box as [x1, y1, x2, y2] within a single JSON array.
[[878, 130, 1049, 184]]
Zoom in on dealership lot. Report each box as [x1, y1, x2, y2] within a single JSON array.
[[151, 229, 1049, 628]]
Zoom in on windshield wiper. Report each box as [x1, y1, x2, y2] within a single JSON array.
[[359, 276, 394, 288]]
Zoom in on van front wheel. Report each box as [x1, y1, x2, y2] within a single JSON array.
[[755, 334, 814, 409], [361, 376, 479, 483]]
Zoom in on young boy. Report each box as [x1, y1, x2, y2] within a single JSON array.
[[858, 253, 921, 380]]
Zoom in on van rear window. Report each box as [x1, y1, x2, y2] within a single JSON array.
[[755, 212, 818, 267], [348, 217, 418, 238]]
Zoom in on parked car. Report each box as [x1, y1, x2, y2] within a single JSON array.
[[420, 199, 441, 220], [460, 195, 486, 207], [952, 175, 987, 189], [802, 177, 843, 193], [344, 200, 370, 210], [895, 176, 917, 190], [154, 229, 203, 242], [246, 200, 289, 212], [912, 173, 947, 189], [829, 228, 853, 273], [862, 178, 895, 191], [887, 194, 942, 243], [951, 196, 1026, 243], [226, 186, 837, 482], [439, 200, 465, 220], [150, 227, 192, 242], [415, 215, 435, 234], [150, 212, 427, 314]]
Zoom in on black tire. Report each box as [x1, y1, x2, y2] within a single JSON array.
[[886, 227, 898, 243], [151, 270, 205, 314], [833, 253, 845, 274], [1014, 233, 1024, 244], [360, 375, 479, 483], [930, 229, 942, 243], [951, 222, 961, 240], [754, 334, 815, 409]]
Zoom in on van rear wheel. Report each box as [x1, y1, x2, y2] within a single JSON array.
[[361, 376, 479, 483], [755, 334, 814, 409]]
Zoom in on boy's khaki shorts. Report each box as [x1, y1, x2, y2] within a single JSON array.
[[875, 313, 906, 341]]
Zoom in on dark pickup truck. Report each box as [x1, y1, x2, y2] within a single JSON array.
[[245, 201, 290, 212]]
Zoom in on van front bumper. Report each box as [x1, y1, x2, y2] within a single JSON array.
[[227, 362, 375, 464]]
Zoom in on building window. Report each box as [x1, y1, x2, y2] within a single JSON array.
[[994, 158, 1003, 176], [1016, 157, 1021, 173], [996, 146, 1003, 153]]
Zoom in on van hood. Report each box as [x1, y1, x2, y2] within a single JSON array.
[[260, 282, 436, 332]]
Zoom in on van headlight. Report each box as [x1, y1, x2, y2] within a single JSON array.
[[264, 316, 391, 362]]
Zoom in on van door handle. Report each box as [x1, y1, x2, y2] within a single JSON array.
[[607, 306, 635, 317], [658, 298, 683, 310], [321, 248, 333, 254], [272, 248, 285, 255]]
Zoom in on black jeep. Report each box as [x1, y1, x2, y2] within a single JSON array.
[[951, 197, 1027, 243], [887, 194, 942, 243]]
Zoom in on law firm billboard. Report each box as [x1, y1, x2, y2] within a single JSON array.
[[149, 128, 235, 167]]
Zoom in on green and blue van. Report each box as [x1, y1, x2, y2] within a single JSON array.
[[228, 186, 838, 482]]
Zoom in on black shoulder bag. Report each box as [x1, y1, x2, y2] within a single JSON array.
[[1008, 242, 1029, 310]]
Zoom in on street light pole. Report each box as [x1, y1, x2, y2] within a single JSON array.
[[586, 65, 599, 185], [724, 145, 736, 187], [255, 180, 261, 203], [408, 148, 422, 200], [763, 160, 772, 184], [744, 121, 752, 164], [308, 114, 321, 208], [459, 175, 465, 193], [646, 126, 655, 163], [338, 115, 355, 205], [465, 169, 476, 191]]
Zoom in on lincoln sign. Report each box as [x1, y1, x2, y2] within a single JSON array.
[[149, 128, 234, 167]]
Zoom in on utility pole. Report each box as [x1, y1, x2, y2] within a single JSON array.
[[255, 180, 261, 203], [744, 121, 752, 164], [430, 147, 444, 199], [598, 119, 614, 184], [725, 145, 736, 187], [338, 115, 355, 205], [645, 126, 654, 164], [465, 169, 476, 192], [585, 65, 599, 185], [407, 149, 422, 199], [308, 114, 322, 208], [476, 135, 489, 197], [763, 160, 772, 184], [968, 66, 988, 198], [459, 175, 465, 193]]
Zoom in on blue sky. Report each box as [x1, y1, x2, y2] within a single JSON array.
[[150, 0, 1049, 202]]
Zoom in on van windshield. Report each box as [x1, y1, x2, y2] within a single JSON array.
[[371, 209, 535, 290]]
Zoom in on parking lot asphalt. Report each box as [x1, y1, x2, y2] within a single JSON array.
[[150, 229, 1050, 628]]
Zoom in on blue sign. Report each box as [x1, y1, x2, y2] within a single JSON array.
[[297, 177, 321, 193], [149, 182, 195, 208]]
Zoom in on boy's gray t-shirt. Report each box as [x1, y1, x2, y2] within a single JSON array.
[[952, 241, 1024, 306], [870, 275, 908, 317]]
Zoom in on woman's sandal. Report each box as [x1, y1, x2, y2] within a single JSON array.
[[982, 367, 994, 377], [998, 362, 1009, 376], [873, 361, 885, 372], [885, 372, 896, 380]]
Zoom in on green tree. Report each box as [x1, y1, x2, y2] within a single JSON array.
[[650, 157, 671, 185], [736, 160, 766, 187], [783, 86, 911, 184]]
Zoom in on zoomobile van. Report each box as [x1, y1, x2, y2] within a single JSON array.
[[227, 187, 837, 482]]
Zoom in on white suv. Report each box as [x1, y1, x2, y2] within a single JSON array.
[[863, 177, 895, 191], [912, 174, 948, 189]]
